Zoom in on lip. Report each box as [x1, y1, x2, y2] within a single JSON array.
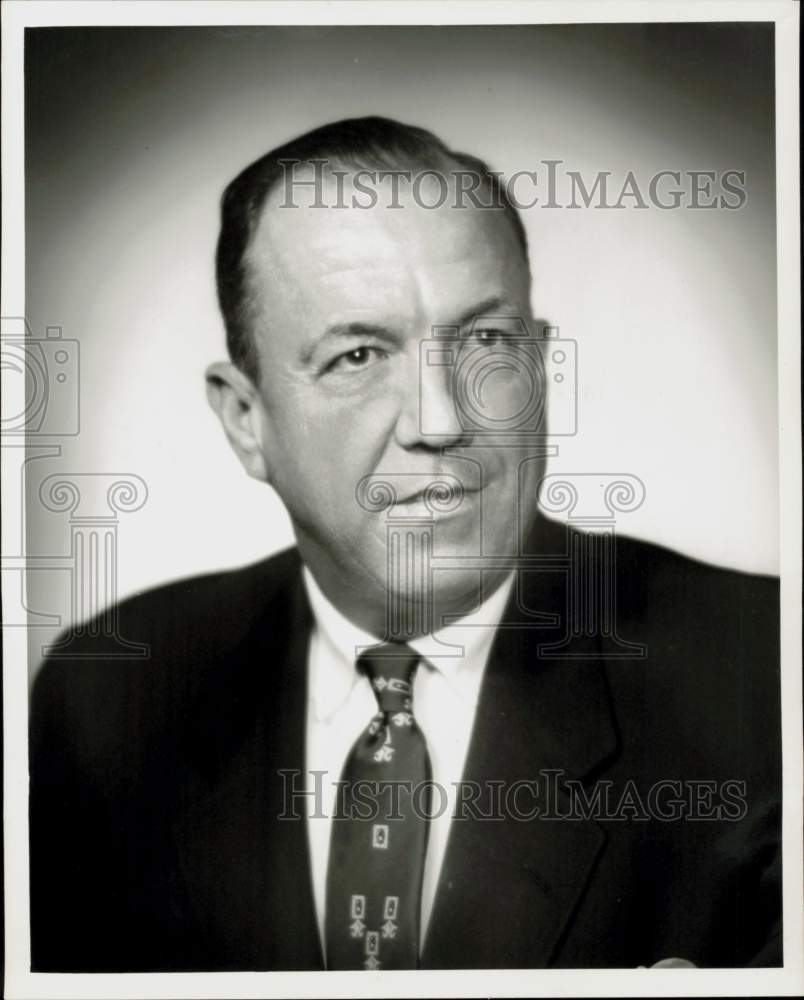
[[393, 482, 485, 506]]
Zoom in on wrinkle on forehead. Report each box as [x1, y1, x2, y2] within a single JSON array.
[[253, 170, 525, 268], [244, 176, 530, 352]]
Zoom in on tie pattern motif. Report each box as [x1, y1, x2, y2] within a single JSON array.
[[325, 643, 431, 970]]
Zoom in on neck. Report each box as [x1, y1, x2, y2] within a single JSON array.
[[297, 545, 510, 640]]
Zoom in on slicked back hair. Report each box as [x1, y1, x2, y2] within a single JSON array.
[[215, 116, 530, 382]]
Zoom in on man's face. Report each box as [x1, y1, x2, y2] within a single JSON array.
[[240, 171, 543, 627]]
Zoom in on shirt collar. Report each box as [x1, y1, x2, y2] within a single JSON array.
[[303, 565, 515, 722]]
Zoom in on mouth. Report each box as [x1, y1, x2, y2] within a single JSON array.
[[357, 472, 490, 519], [393, 480, 485, 508]]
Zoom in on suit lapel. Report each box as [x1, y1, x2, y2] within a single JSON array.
[[172, 568, 323, 970], [422, 542, 620, 968]]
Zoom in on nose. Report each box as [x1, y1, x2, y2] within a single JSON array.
[[394, 347, 469, 450]]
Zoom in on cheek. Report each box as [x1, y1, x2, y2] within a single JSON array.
[[266, 390, 399, 508]]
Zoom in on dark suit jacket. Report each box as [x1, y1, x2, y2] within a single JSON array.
[[29, 516, 782, 971]]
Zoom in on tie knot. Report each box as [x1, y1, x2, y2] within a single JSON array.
[[357, 643, 420, 713]]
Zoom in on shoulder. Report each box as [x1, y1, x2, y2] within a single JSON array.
[[610, 530, 779, 645], [30, 546, 304, 736], [612, 528, 779, 599], [533, 515, 779, 631], [597, 530, 780, 780], [44, 545, 301, 654], [120, 544, 303, 633]]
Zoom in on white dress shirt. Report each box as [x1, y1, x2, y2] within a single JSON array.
[[302, 567, 515, 954]]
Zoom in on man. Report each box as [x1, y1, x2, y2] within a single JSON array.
[[29, 117, 781, 971]]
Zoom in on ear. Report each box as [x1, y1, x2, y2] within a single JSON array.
[[205, 361, 270, 482]]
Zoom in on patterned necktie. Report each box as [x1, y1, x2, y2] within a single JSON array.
[[325, 643, 431, 970]]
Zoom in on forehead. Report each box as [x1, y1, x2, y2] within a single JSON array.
[[245, 172, 530, 331]]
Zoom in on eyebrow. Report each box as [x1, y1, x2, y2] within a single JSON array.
[[322, 322, 392, 342], [453, 295, 516, 328], [302, 295, 519, 364]]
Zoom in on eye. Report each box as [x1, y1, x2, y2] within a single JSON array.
[[470, 328, 509, 346], [324, 345, 385, 374]]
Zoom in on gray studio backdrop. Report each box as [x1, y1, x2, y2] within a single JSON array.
[[21, 24, 777, 675]]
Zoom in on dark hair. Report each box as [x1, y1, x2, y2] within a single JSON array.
[[215, 116, 529, 381]]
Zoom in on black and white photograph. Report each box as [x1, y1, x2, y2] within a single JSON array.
[[2, 1, 801, 997]]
